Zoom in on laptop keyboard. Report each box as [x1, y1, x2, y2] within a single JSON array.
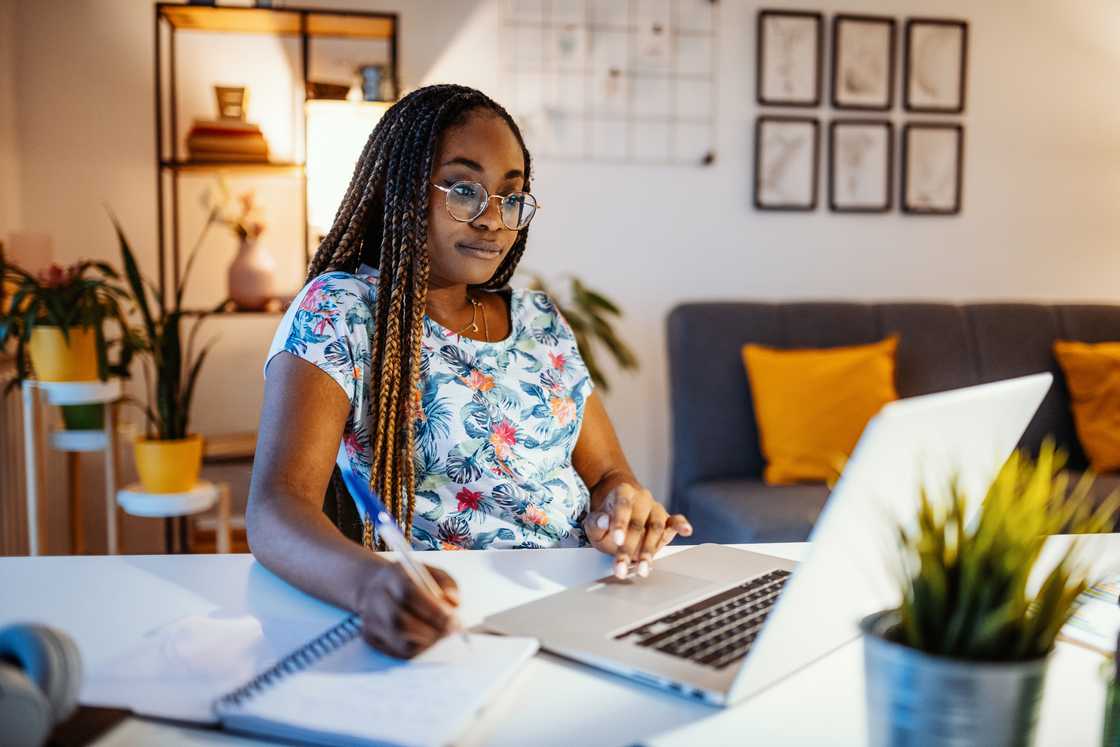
[[613, 569, 792, 670]]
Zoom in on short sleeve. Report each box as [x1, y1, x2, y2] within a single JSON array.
[[263, 272, 376, 411]]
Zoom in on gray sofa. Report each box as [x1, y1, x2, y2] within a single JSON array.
[[667, 302, 1120, 544]]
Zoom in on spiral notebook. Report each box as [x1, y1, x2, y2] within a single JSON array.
[[213, 615, 538, 747]]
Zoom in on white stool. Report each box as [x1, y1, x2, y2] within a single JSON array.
[[22, 378, 123, 556], [116, 480, 232, 554]]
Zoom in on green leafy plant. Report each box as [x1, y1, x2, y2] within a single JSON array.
[[0, 251, 133, 391], [109, 211, 221, 440], [526, 274, 637, 392], [891, 440, 1119, 661]]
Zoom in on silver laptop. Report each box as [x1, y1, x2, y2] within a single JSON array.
[[483, 373, 1052, 706]]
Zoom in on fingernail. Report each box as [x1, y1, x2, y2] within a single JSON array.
[[638, 561, 650, 578], [614, 561, 628, 579], [596, 513, 610, 530], [613, 529, 625, 545]]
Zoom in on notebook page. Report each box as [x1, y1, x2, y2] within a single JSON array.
[[83, 612, 340, 723], [218, 633, 538, 747]]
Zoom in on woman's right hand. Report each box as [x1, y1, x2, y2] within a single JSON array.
[[355, 561, 461, 658]]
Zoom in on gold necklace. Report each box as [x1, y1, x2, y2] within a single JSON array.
[[454, 295, 488, 341]]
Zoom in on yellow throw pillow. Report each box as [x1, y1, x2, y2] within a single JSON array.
[[1053, 340, 1120, 472], [742, 336, 899, 485]]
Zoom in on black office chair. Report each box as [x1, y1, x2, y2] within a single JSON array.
[[323, 465, 365, 546]]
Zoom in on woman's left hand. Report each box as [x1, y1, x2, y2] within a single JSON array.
[[583, 482, 693, 580]]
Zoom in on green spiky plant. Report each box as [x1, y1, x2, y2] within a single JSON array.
[[108, 212, 221, 440], [891, 440, 1119, 661], [526, 275, 637, 392]]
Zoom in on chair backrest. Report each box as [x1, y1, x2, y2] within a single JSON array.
[[323, 465, 364, 545], [666, 301, 1120, 512]]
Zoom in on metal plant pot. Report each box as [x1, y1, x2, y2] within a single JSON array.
[[861, 610, 1050, 747]]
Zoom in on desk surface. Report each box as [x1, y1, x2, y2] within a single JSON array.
[[1, 538, 1111, 746]]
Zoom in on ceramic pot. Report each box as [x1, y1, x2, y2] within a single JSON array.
[[27, 326, 99, 381], [133, 434, 204, 493], [227, 236, 277, 311]]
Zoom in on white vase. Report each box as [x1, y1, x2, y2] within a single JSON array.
[[228, 236, 277, 311]]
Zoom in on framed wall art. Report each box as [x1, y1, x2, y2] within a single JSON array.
[[904, 18, 968, 113], [829, 120, 893, 213], [754, 116, 820, 211], [831, 14, 896, 111], [757, 10, 823, 107], [901, 123, 963, 215]]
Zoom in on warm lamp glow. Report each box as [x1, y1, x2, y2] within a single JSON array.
[[306, 100, 391, 236]]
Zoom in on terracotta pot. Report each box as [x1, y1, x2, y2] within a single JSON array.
[[27, 326, 99, 382], [227, 236, 277, 311], [133, 434, 204, 493]]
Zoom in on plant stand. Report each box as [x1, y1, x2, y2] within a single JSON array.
[[117, 480, 232, 554], [21, 379, 123, 556]]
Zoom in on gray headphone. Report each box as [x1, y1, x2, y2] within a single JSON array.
[[0, 624, 82, 747]]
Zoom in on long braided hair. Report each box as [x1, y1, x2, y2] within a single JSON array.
[[306, 84, 533, 548]]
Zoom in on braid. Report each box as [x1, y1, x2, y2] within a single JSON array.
[[306, 85, 535, 549]]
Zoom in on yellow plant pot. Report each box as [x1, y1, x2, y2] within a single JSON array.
[[27, 326, 99, 382], [133, 435, 204, 493]]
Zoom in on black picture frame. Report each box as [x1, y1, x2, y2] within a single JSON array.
[[828, 120, 893, 213], [830, 14, 896, 111], [756, 10, 824, 108], [903, 18, 968, 114], [901, 123, 964, 215], [753, 116, 820, 211]]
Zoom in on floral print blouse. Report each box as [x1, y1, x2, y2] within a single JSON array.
[[264, 264, 594, 550]]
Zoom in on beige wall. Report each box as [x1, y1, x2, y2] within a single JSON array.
[[0, 0, 21, 236], [6, 1, 1120, 551]]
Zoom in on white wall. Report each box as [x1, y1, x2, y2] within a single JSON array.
[[8, 0, 1120, 516]]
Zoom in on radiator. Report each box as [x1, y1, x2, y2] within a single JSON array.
[[0, 353, 27, 555]]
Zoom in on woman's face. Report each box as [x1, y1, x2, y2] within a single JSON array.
[[426, 110, 527, 288]]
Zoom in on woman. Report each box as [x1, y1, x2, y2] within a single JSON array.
[[248, 84, 692, 659]]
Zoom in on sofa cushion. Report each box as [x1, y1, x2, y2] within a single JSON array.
[[965, 305, 1082, 465], [878, 304, 979, 396], [681, 479, 830, 544], [742, 336, 899, 485], [1053, 341, 1120, 472]]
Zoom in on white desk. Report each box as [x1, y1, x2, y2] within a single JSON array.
[[0, 538, 1111, 746]]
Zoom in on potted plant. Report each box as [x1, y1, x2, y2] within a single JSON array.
[[524, 274, 638, 392], [109, 212, 220, 493], [862, 440, 1118, 746], [0, 252, 132, 388]]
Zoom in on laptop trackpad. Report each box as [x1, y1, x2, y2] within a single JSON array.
[[588, 570, 710, 608]]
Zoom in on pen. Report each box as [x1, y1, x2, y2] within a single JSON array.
[[338, 462, 469, 645]]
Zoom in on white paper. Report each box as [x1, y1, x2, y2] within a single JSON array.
[[1061, 576, 1120, 657], [82, 612, 345, 723], [219, 633, 538, 747]]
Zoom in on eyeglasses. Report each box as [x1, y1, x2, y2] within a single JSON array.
[[431, 181, 540, 230]]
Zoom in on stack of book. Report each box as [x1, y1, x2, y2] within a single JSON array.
[[185, 119, 269, 162]]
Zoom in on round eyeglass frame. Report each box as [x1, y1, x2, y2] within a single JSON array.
[[430, 180, 541, 230]]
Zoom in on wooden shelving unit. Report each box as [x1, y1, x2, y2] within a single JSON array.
[[154, 3, 399, 316]]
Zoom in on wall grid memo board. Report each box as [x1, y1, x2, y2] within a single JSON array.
[[500, 0, 719, 167], [753, 8, 967, 216]]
